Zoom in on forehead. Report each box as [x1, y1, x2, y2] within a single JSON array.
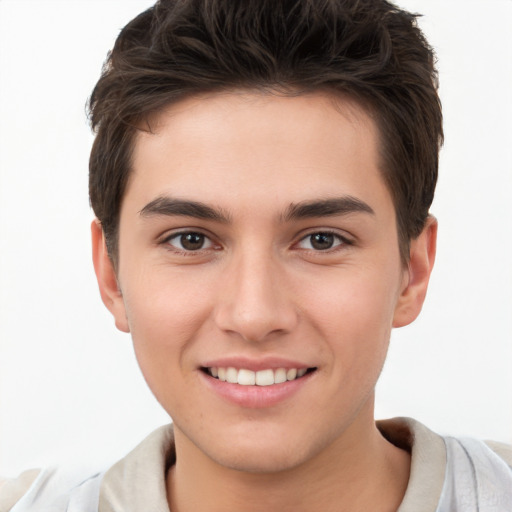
[[126, 91, 391, 216]]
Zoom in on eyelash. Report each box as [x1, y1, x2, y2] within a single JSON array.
[[295, 230, 353, 252], [161, 231, 218, 254], [160, 229, 353, 254]]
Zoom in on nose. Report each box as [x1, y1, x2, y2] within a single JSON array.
[[213, 250, 299, 343]]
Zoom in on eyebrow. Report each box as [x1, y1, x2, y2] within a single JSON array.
[[283, 196, 375, 221], [139, 197, 231, 223], [139, 195, 374, 224]]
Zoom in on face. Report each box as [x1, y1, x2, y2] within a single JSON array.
[[93, 92, 435, 473]]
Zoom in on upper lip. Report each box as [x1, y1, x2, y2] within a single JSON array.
[[200, 356, 315, 372]]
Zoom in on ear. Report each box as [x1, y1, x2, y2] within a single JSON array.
[[91, 220, 130, 333], [393, 216, 437, 328]]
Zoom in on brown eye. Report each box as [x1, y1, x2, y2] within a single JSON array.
[[297, 232, 346, 251], [310, 233, 334, 250], [181, 233, 205, 250], [166, 232, 213, 251]]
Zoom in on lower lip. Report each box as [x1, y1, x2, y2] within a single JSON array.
[[200, 371, 315, 409]]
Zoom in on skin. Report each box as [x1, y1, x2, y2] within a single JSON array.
[[92, 92, 436, 511]]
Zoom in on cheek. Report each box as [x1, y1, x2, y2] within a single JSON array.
[[303, 269, 400, 373], [308, 266, 399, 329], [120, 270, 214, 395], [122, 265, 214, 335]]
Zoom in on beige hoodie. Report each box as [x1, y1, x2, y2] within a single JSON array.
[[1, 418, 512, 512]]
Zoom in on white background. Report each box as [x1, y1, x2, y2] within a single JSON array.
[[0, 0, 511, 476]]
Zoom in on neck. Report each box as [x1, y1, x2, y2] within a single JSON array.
[[166, 406, 410, 512]]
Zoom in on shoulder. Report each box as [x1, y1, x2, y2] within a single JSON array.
[[378, 417, 512, 512], [0, 425, 174, 512], [0, 467, 103, 512], [0, 469, 41, 512], [485, 439, 512, 467], [440, 435, 512, 511]]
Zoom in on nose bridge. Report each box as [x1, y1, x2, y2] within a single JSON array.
[[215, 244, 297, 342]]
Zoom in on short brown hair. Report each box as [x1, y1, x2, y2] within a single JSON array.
[[89, 0, 443, 264]]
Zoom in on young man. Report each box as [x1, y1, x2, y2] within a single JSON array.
[[1, 0, 511, 511]]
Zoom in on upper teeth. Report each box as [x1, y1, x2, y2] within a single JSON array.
[[208, 367, 308, 386]]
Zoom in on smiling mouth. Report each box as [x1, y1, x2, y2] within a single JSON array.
[[202, 367, 317, 386]]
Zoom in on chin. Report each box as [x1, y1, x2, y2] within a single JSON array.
[[192, 422, 335, 475], [210, 444, 309, 474]]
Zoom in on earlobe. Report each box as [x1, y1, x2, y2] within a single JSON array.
[[91, 220, 130, 333], [393, 216, 437, 328]]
